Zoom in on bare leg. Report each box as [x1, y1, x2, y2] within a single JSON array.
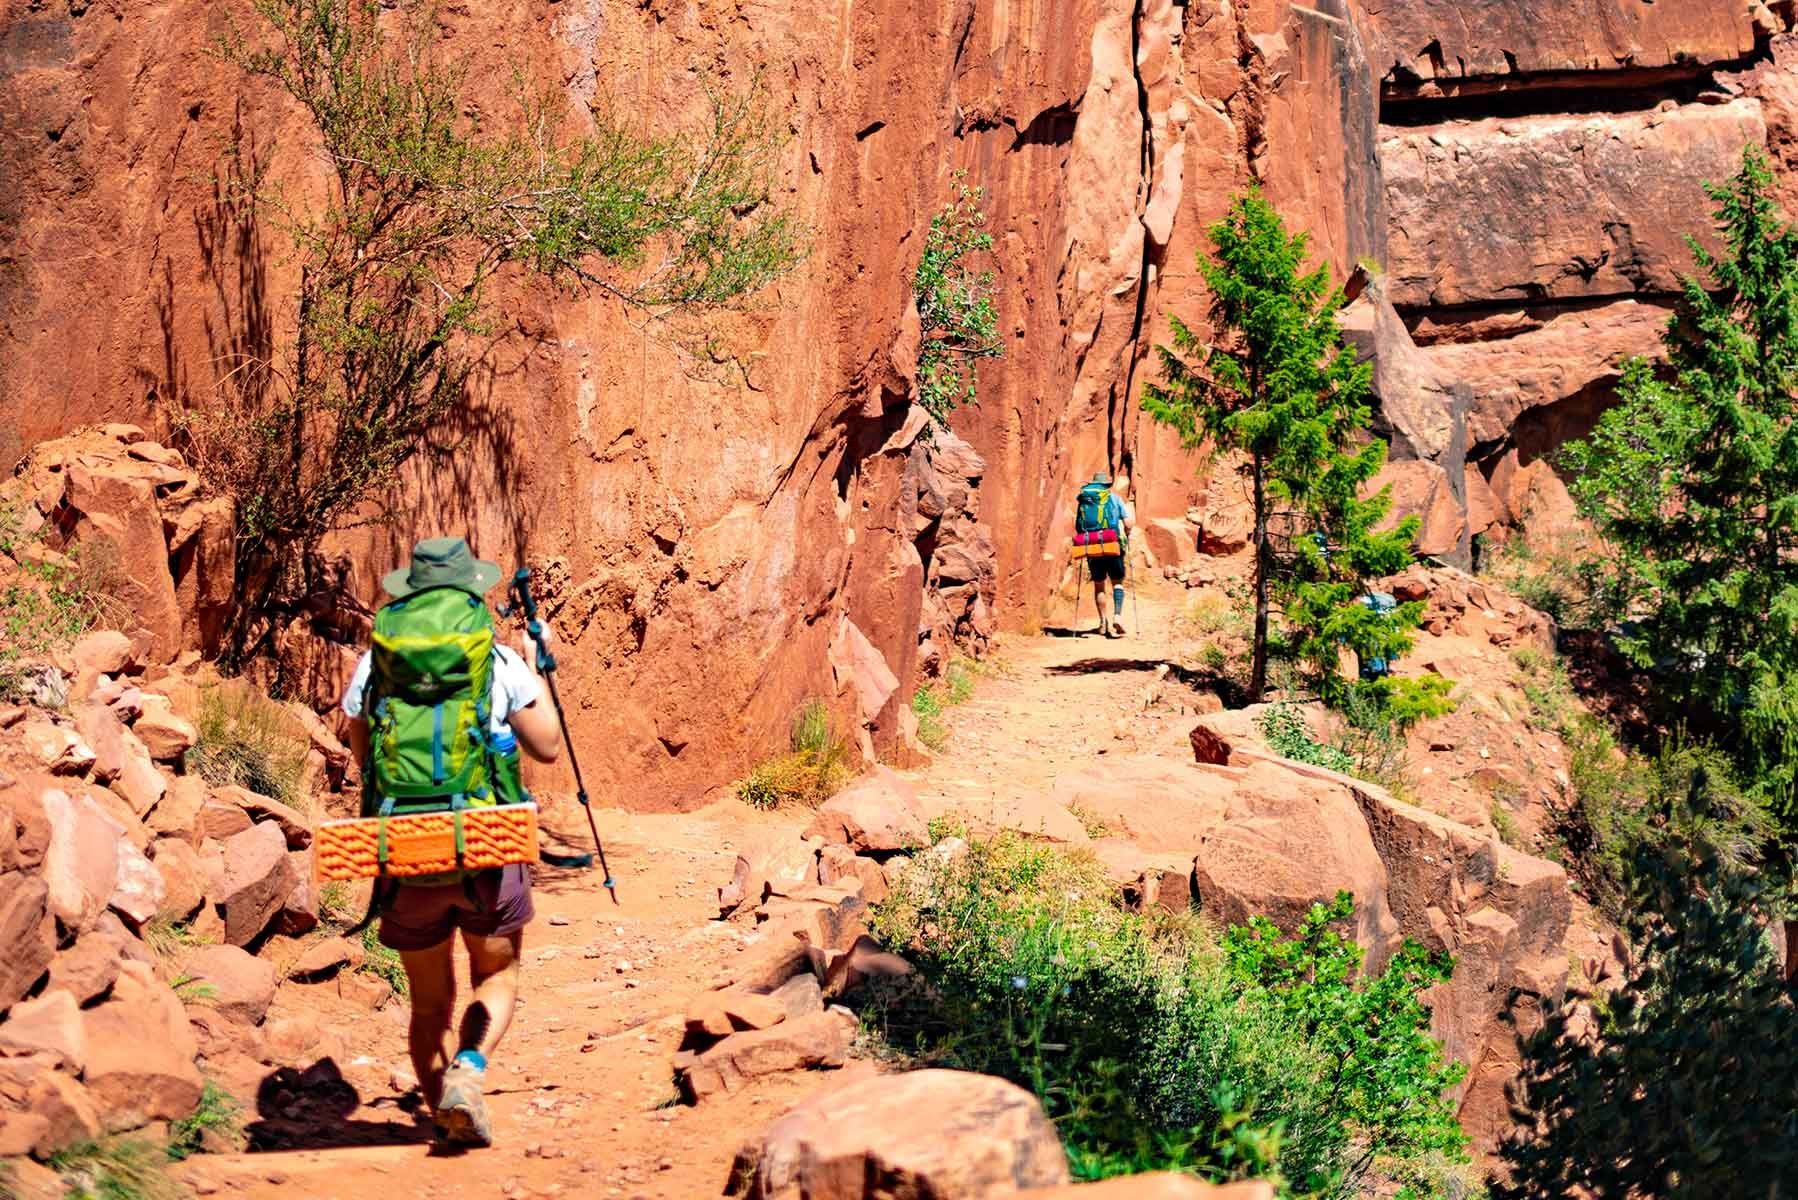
[[457, 930, 522, 1061], [432, 930, 521, 1148], [1092, 577, 1109, 635], [398, 941, 457, 1110]]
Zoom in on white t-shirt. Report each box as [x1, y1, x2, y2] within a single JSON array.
[[340, 644, 541, 735]]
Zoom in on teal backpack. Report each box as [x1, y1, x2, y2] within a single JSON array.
[[361, 585, 527, 885], [1075, 483, 1119, 534]]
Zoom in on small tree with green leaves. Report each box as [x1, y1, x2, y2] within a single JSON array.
[[190, 0, 803, 660], [1144, 191, 1417, 700], [913, 176, 1002, 425], [1497, 765, 1798, 1199], [1560, 147, 1798, 818]]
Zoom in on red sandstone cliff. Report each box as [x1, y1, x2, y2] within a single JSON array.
[[6, 0, 1798, 805]]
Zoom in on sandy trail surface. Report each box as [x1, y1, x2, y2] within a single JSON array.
[[189, 586, 1192, 1200]]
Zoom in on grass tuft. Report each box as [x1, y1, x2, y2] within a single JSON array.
[[737, 699, 851, 810], [185, 686, 310, 810], [51, 1138, 185, 1200], [166, 1080, 242, 1161], [357, 924, 409, 998], [913, 661, 978, 753]]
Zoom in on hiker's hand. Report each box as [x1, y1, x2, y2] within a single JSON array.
[[522, 620, 555, 672]]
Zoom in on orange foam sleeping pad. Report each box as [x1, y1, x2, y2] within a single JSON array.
[[313, 803, 540, 882]]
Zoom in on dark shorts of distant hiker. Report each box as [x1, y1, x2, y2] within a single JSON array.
[[378, 864, 535, 950], [1086, 554, 1125, 583]]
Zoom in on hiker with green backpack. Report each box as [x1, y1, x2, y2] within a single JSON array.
[[1074, 470, 1136, 638], [340, 537, 561, 1149]]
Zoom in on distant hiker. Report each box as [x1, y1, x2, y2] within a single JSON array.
[[340, 537, 561, 1149], [1075, 470, 1135, 638]]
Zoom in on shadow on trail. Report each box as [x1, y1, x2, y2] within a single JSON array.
[[243, 1058, 434, 1154], [1045, 656, 1167, 675], [1045, 656, 1256, 710]]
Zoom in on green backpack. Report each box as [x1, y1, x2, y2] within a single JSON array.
[[362, 585, 526, 885]]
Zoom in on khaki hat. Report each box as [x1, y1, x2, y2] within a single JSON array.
[[1090, 470, 1112, 485], [382, 536, 502, 599]]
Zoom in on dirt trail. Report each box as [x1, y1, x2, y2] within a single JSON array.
[[193, 581, 1194, 1200]]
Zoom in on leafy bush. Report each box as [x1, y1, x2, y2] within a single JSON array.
[[186, 686, 310, 809], [166, 1080, 242, 1161], [1257, 703, 1354, 774], [737, 699, 850, 810], [52, 1138, 184, 1200], [914, 175, 1002, 424], [1324, 675, 1456, 798], [1498, 767, 1798, 1198], [869, 835, 1470, 1197]]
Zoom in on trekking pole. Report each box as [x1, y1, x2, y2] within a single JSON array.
[[504, 567, 618, 902], [1129, 550, 1142, 642]]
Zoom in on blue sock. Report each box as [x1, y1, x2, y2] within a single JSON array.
[[453, 1049, 487, 1073], [1113, 587, 1125, 616]]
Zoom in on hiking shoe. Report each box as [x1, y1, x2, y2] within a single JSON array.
[[1111, 622, 1127, 636], [435, 1062, 493, 1148]]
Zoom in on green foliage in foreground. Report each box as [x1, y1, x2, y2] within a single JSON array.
[[868, 835, 1470, 1198], [1559, 147, 1798, 820], [1498, 767, 1798, 1198]]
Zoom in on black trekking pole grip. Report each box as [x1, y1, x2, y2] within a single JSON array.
[[508, 568, 617, 900]]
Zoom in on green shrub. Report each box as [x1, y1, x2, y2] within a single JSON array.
[[914, 174, 1002, 424], [185, 686, 310, 809], [199, 1, 803, 657], [737, 699, 851, 810], [52, 1138, 184, 1200], [166, 1080, 242, 1161], [869, 835, 1470, 1197], [1257, 703, 1354, 774]]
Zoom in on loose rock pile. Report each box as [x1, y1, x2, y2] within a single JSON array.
[[0, 628, 362, 1170]]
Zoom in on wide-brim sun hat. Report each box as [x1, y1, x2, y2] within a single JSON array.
[[382, 536, 502, 599], [1090, 470, 1112, 485]]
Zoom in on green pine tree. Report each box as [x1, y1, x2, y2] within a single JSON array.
[[1143, 191, 1419, 700], [1560, 147, 1798, 818], [1497, 764, 1798, 1199]]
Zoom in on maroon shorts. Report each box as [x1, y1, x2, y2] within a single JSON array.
[[376, 864, 534, 952]]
